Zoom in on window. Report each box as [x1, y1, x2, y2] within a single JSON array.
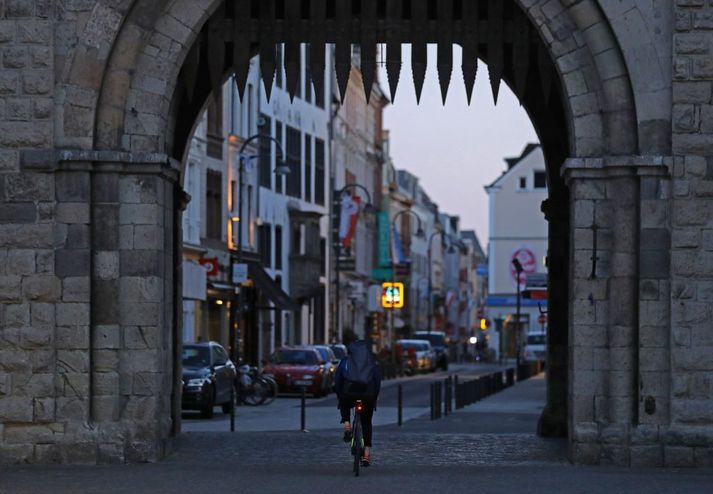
[[518, 177, 527, 190], [275, 226, 283, 270], [206, 94, 223, 159], [292, 223, 302, 256], [305, 135, 312, 203], [315, 138, 325, 205], [206, 170, 222, 240], [247, 185, 254, 247], [286, 126, 302, 198], [259, 224, 272, 268], [319, 238, 326, 275], [230, 180, 236, 213], [246, 83, 254, 135], [258, 115, 273, 188], [276, 45, 283, 89], [305, 44, 312, 104], [276, 121, 284, 194], [534, 171, 547, 189], [315, 47, 325, 108]]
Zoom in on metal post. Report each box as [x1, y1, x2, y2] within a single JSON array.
[[230, 383, 236, 432], [397, 384, 403, 427], [444, 377, 450, 416], [515, 268, 522, 370], [427, 242, 433, 332], [300, 386, 307, 432], [430, 383, 435, 421]]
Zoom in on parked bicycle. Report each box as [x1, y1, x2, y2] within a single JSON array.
[[237, 364, 278, 406]]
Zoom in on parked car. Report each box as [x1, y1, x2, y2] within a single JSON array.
[[263, 347, 329, 397], [413, 331, 449, 370], [330, 344, 348, 363], [524, 331, 547, 362], [182, 342, 237, 418], [306, 345, 337, 395], [396, 339, 436, 374]]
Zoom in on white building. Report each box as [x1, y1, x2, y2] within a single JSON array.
[[181, 45, 334, 365], [484, 144, 548, 360]]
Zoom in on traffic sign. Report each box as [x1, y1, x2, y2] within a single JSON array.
[[232, 263, 248, 284], [538, 314, 547, 326], [381, 282, 405, 309]]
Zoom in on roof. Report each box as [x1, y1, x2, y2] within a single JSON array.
[[484, 143, 542, 190]]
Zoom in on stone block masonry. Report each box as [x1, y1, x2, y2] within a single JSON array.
[[0, 0, 710, 468]]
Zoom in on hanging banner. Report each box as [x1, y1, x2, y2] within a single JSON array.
[[377, 211, 391, 267], [338, 193, 361, 249], [391, 223, 407, 265]]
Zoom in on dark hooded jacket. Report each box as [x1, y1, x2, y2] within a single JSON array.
[[334, 340, 382, 399]]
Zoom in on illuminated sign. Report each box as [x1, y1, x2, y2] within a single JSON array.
[[381, 282, 405, 309]]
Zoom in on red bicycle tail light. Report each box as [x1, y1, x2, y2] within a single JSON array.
[[356, 403, 364, 412]]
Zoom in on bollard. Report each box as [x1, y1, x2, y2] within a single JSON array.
[[435, 382, 442, 419], [506, 368, 515, 387], [397, 384, 403, 427], [430, 383, 435, 421], [300, 386, 307, 432], [444, 378, 450, 416], [230, 383, 236, 432], [454, 376, 460, 409]]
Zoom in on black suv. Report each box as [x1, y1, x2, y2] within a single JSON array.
[[413, 331, 449, 370], [182, 342, 236, 418]]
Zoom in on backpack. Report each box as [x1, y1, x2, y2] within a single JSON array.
[[340, 341, 378, 400]]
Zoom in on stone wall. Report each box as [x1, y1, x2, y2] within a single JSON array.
[[668, 0, 713, 468]]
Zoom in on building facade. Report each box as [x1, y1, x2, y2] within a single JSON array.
[[484, 144, 549, 361]]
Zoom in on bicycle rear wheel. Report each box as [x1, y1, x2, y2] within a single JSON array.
[[352, 414, 362, 477]]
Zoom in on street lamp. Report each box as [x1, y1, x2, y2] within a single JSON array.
[[230, 133, 289, 364], [389, 209, 424, 366], [512, 257, 524, 369], [333, 183, 375, 343], [427, 230, 456, 334]]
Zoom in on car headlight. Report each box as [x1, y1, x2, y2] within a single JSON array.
[[187, 377, 211, 387]]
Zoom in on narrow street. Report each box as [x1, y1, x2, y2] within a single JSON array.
[[2, 373, 711, 494]]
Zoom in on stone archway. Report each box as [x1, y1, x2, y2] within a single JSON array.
[[5, 0, 705, 467]]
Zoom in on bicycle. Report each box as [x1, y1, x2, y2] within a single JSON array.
[[350, 400, 365, 477]]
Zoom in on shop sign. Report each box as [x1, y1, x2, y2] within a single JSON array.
[[199, 257, 219, 277]]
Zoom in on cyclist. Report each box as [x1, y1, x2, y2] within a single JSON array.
[[334, 340, 382, 466]]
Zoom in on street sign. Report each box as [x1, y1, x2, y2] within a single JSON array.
[[232, 263, 248, 284], [381, 282, 405, 309], [338, 257, 356, 271], [199, 257, 219, 277], [538, 314, 547, 326]]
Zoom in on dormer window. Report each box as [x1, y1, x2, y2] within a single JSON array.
[[518, 177, 527, 190]]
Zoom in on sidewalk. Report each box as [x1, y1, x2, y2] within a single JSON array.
[[181, 362, 502, 433]]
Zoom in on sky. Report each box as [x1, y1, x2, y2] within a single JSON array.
[[376, 45, 539, 244]]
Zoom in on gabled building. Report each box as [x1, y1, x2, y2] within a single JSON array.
[[484, 144, 548, 360]]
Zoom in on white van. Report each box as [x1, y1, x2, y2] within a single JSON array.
[[523, 331, 546, 362]]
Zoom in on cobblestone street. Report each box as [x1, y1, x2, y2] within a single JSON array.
[[2, 375, 711, 494]]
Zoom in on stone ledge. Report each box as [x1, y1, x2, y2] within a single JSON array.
[[20, 150, 181, 183]]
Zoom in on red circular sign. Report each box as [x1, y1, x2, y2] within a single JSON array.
[[511, 247, 537, 288], [538, 314, 547, 325]]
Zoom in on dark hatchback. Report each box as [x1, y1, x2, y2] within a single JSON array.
[[182, 342, 237, 418], [414, 331, 449, 370]]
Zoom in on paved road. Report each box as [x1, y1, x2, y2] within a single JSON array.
[[3, 374, 712, 494]]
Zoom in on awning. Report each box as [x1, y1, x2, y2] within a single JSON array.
[[247, 262, 300, 311]]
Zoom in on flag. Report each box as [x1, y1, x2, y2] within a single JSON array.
[[339, 193, 360, 249], [391, 223, 407, 265]]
